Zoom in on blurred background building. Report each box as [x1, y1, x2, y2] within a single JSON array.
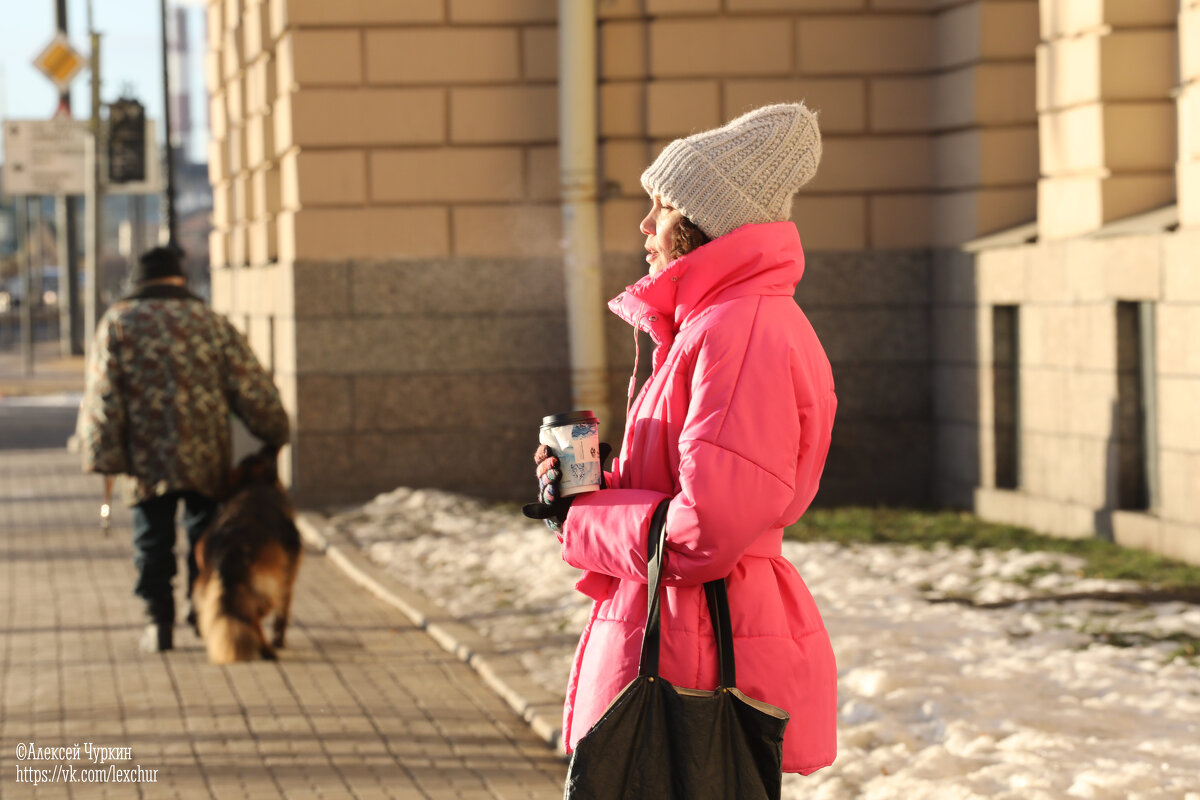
[[199, 0, 1197, 563]]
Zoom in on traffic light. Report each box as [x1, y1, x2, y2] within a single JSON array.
[[108, 98, 146, 184]]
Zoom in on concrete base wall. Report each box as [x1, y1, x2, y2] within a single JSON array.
[[276, 247, 940, 510]]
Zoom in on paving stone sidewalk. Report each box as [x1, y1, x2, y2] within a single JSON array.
[[0, 448, 568, 799]]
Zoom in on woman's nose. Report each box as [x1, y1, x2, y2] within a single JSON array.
[[639, 214, 654, 236]]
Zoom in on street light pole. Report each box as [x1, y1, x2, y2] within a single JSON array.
[[55, 0, 83, 356], [159, 0, 178, 248]]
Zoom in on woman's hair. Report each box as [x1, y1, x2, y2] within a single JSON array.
[[669, 216, 711, 261]]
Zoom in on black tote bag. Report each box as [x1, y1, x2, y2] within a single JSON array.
[[564, 499, 789, 800]]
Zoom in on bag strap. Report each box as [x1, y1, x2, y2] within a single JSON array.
[[638, 498, 671, 678], [638, 499, 737, 689]]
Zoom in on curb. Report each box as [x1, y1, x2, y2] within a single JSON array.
[[295, 511, 567, 756]]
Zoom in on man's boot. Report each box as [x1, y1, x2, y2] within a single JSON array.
[[139, 597, 175, 653]]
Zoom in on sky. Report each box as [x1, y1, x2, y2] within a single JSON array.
[[0, 0, 209, 164]]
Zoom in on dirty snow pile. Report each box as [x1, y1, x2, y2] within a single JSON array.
[[330, 488, 1200, 800]]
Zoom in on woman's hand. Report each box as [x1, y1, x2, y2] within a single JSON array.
[[523, 444, 573, 531]]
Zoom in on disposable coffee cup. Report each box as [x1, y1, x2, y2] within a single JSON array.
[[540, 411, 602, 497]]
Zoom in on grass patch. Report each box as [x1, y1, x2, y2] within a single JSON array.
[[785, 507, 1200, 590]]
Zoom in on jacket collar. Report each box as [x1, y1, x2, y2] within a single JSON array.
[[608, 222, 806, 346], [121, 283, 202, 302]]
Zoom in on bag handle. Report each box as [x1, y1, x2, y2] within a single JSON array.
[[639, 499, 737, 689]]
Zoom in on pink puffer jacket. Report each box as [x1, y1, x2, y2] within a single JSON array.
[[559, 221, 838, 775]]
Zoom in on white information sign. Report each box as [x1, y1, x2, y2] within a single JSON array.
[[2, 118, 163, 197]]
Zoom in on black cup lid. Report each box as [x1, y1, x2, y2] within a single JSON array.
[[541, 410, 598, 428]]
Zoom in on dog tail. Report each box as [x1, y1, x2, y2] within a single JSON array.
[[194, 572, 273, 664]]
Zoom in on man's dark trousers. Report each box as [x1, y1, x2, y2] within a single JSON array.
[[131, 491, 218, 623]]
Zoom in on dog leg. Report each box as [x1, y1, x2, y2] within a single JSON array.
[[271, 562, 297, 649]]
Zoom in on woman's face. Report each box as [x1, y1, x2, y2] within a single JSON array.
[[640, 194, 685, 277]]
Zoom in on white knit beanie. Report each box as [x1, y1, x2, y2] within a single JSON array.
[[640, 102, 822, 240]]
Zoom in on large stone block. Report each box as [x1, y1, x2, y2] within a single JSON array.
[[797, 15, 935, 74], [352, 370, 567, 432], [451, 204, 563, 258], [370, 147, 524, 203], [804, 307, 931, 363], [934, 127, 1038, 190], [1158, 377, 1200, 452], [210, 91, 228, 141], [936, 0, 1038, 69], [1180, 84, 1200, 161], [350, 257, 563, 316], [275, 88, 446, 151], [869, 76, 932, 133], [649, 18, 793, 78], [646, 80, 721, 138], [1037, 31, 1177, 112], [293, 374, 354, 432], [799, 249, 931, 307], [932, 63, 1036, 130], [808, 136, 932, 192], [245, 110, 275, 171], [277, 30, 362, 89], [248, 215, 277, 267], [243, 0, 269, 62], [1157, 303, 1200, 376], [279, 206, 451, 262], [932, 305, 982, 364], [932, 364, 980, 424], [647, 0, 720, 12], [602, 140, 652, 198], [869, 193, 932, 249], [366, 28, 520, 85], [1039, 102, 1177, 175], [280, 149, 366, 209], [835, 363, 932, 420], [932, 187, 1037, 247], [1163, 229, 1200, 300], [1097, 234, 1162, 300], [527, 145, 559, 201], [450, 86, 558, 144], [974, 245, 1028, 305], [1184, 159, 1200, 229], [600, 82, 647, 137], [252, 165, 281, 219], [1040, 0, 1178, 39], [728, 0, 864, 9], [792, 195, 868, 251], [600, 21, 647, 81], [1158, 449, 1200, 525], [275, 0, 444, 27], [449, 0, 555, 22], [293, 314, 568, 375], [1037, 174, 1176, 240], [725, 78, 866, 133], [604, 198, 657, 254], [523, 26, 558, 81], [246, 55, 276, 116]]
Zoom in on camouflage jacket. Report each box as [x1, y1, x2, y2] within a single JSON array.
[[78, 284, 290, 505]]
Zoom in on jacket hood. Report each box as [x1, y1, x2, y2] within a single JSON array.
[[609, 222, 805, 347]]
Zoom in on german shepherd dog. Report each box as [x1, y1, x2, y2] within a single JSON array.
[[192, 446, 301, 664]]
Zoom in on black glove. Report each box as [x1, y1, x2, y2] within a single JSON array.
[[523, 442, 612, 532]]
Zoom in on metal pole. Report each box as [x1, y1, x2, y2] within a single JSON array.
[[31, 198, 44, 347], [19, 198, 34, 375], [557, 0, 611, 435], [159, 0, 178, 247], [85, 30, 105, 350], [55, 0, 83, 356]]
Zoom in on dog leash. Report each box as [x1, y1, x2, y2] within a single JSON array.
[[99, 476, 113, 537]]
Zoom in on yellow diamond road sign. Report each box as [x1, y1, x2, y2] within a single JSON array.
[[33, 33, 86, 92]]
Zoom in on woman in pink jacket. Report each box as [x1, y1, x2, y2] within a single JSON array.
[[526, 103, 838, 776]]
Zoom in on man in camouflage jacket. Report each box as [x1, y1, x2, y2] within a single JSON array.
[[79, 247, 289, 652]]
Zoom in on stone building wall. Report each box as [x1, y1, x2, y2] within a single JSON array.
[[200, 0, 1197, 563]]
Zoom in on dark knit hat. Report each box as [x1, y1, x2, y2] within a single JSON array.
[[132, 246, 186, 284]]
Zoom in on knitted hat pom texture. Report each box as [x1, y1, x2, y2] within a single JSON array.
[[640, 102, 822, 240]]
